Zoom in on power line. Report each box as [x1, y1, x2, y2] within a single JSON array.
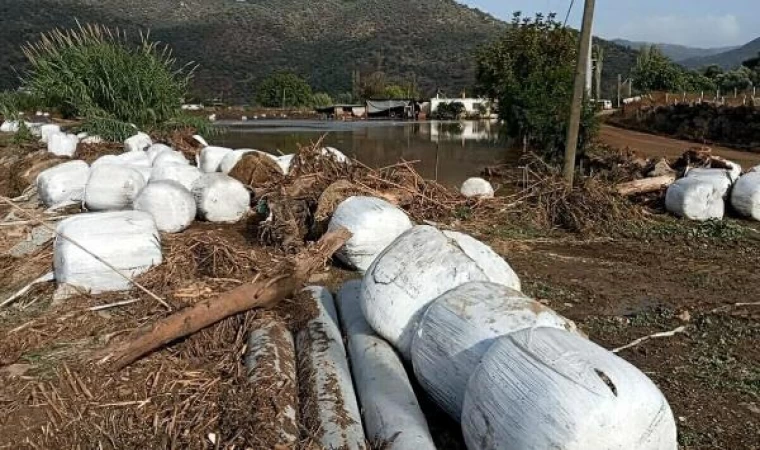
[[564, 0, 575, 26]]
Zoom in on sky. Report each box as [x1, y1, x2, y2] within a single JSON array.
[[459, 0, 758, 48]]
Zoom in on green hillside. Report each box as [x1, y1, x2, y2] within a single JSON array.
[[0, 0, 638, 102], [681, 37, 760, 69]]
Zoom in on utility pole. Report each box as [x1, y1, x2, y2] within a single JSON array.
[[563, 0, 595, 185], [617, 74, 622, 108]]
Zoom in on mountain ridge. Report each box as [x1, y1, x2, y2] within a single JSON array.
[[611, 39, 738, 63], [680, 37, 760, 69]]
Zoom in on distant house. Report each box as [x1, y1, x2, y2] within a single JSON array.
[[365, 100, 419, 119], [315, 104, 366, 119], [430, 95, 490, 117]]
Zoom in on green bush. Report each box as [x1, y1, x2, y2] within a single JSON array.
[[311, 92, 333, 107], [21, 23, 200, 140], [432, 101, 465, 120], [255, 72, 313, 107]]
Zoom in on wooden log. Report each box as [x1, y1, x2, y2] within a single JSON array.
[[100, 227, 351, 371], [616, 175, 676, 196]]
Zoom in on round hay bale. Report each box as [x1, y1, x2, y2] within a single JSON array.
[[460, 177, 495, 198], [228, 152, 284, 188], [192, 173, 250, 223], [133, 181, 196, 233]]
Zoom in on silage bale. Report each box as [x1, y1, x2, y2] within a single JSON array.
[[53, 211, 162, 295], [146, 143, 173, 163], [0, 120, 22, 133], [39, 124, 61, 144], [219, 149, 259, 174], [665, 177, 724, 221], [191, 173, 250, 222], [92, 151, 152, 168], [412, 281, 578, 420], [133, 181, 196, 233], [36, 160, 90, 208], [47, 132, 79, 157], [360, 225, 521, 359], [228, 152, 285, 187], [336, 280, 436, 450], [198, 146, 233, 172], [322, 146, 349, 163], [296, 286, 367, 450], [462, 327, 677, 450], [460, 177, 495, 198], [150, 164, 203, 191], [84, 165, 147, 211], [124, 132, 152, 152], [730, 172, 760, 220], [685, 168, 733, 198], [328, 196, 413, 272], [152, 150, 189, 167]]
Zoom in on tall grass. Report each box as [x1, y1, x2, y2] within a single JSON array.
[[22, 23, 205, 140]]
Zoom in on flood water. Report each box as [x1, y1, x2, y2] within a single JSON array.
[[214, 120, 514, 187]]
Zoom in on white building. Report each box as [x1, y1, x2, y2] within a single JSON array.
[[429, 95, 491, 117]]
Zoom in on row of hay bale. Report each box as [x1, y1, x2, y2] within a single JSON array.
[[665, 158, 760, 222], [279, 195, 678, 449]]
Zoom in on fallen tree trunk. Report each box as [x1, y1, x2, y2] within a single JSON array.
[[100, 227, 352, 371], [617, 175, 676, 196]]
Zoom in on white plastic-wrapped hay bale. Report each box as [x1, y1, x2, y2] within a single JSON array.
[[277, 154, 295, 175], [191, 173, 250, 222], [322, 146, 349, 163], [92, 151, 152, 168], [731, 172, 760, 221], [0, 120, 21, 133], [296, 286, 367, 450], [361, 225, 521, 359], [150, 164, 203, 191], [685, 168, 733, 198], [665, 177, 724, 221], [460, 177, 495, 198], [146, 143, 173, 163], [328, 196, 413, 272], [219, 149, 259, 174], [152, 150, 189, 167], [47, 133, 79, 157], [133, 181, 196, 233], [462, 327, 678, 450], [245, 319, 299, 447], [412, 281, 578, 420], [192, 135, 209, 147], [198, 146, 233, 172], [124, 132, 152, 152], [53, 211, 162, 295], [336, 281, 436, 450], [36, 160, 90, 208], [84, 165, 147, 211], [39, 124, 61, 143]]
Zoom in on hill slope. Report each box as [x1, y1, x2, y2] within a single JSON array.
[[0, 0, 638, 102], [612, 39, 737, 63], [681, 37, 760, 69]]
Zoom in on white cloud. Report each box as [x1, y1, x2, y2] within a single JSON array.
[[615, 14, 742, 48]]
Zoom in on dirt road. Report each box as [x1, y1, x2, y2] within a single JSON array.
[[600, 125, 760, 168]]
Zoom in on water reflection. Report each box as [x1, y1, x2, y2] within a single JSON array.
[[214, 120, 514, 187]]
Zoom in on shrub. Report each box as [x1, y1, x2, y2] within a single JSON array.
[[255, 72, 313, 107], [311, 92, 333, 107], [432, 101, 465, 120]]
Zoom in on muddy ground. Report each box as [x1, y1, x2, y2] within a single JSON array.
[[0, 130, 758, 449]]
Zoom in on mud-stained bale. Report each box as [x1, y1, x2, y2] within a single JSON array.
[[460, 177, 495, 198], [296, 286, 367, 450], [36, 160, 90, 208], [412, 281, 579, 420], [361, 225, 522, 359], [328, 196, 413, 272], [245, 319, 299, 448], [219, 149, 259, 174], [228, 152, 284, 188], [191, 173, 250, 223], [462, 328, 678, 450], [665, 177, 724, 221], [124, 132, 152, 152], [84, 165, 147, 211], [133, 181, 196, 233], [150, 164, 203, 191], [198, 146, 233, 173], [336, 281, 436, 450]]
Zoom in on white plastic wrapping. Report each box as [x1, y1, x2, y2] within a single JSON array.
[[84, 165, 147, 211], [92, 151, 152, 168], [276, 154, 295, 175], [462, 327, 678, 450], [192, 135, 209, 147], [150, 164, 203, 191], [730, 172, 760, 221], [0, 120, 22, 133], [336, 281, 436, 450], [191, 173, 250, 222], [460, 177, 495, 198], [36, 160, 90, 208], [665, 177, 724, 221], [39, 124, 61, 143], [146, 143, 173, 163], [124, 132, 152, 152], [219, 149, 258, 174], [296, 286, 367, 450], [322, 147, 349, 163], [152, 150, 189, 167], [412, 281, 578, 420], [361, 225, 522, 359], [328, 196, 413, 272], [133, 181, 196, 233], [53, 211, 162, 294], [47, 133, 79, 157], [684, 168, 733, 198], [198, 146, 233, 173]]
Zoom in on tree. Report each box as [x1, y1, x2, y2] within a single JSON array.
[[311, 92, 333, 107], [742, 52, 760, 85], [716, 67, 754, 93], [476, 12, 598, 160], [703, 64, 724, 80], [383, 84, 407, 99], [631, 46, 683, 92], [681, 71, 716, 92], [255, 72, 313, 107]]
